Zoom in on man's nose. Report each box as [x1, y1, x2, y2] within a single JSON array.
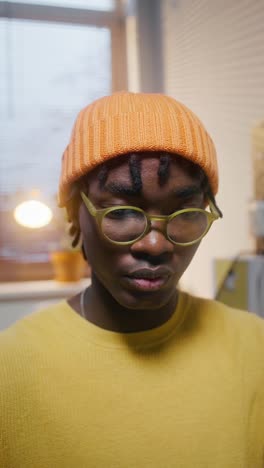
[[130, 220, 174, 257]]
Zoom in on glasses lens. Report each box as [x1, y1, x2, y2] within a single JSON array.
[[102, 208, 147, 242], [168, 210, 209, 244]]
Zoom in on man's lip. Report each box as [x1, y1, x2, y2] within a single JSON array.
[[123, 276, 169, 292], [125, 266, 174, 280]]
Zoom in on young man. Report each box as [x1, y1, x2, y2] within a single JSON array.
[[0, 92, 263, 467]]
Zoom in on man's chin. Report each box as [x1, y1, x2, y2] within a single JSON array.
[[93, 272, 178, 311], [113, 286, 177, 311]]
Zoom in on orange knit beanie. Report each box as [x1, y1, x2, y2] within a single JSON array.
[[58, 92, 218, 206]]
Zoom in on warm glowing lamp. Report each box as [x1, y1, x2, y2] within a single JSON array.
[[14, 200, 53, 229]]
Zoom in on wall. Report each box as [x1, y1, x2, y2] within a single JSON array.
[[162, 0, 264, 297], [0, 279, 89, 330]]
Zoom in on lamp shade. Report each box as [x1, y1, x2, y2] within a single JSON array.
[[14, 200, 53, 229]]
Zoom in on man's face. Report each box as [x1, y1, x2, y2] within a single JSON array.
[[79, 154, 205, 311]]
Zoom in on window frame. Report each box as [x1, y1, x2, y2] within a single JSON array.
[[0, 0, 127, 281]]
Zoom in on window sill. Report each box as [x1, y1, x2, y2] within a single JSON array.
[[0, 259, 91, 283], [0, 278, 91, 302]]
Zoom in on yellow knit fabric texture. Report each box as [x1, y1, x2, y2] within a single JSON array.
[[1, 291, 263, 468], [58, 92, 218, 206]]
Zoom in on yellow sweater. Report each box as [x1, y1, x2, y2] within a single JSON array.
[[0, 291, 264, 468]]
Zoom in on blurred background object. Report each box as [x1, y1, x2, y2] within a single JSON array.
[[213, 118, 264, 314], [214, 255, 264, 317], [14, 198, 52, 228], [251, 122, 264, 254]]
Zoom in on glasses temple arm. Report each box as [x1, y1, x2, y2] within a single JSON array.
[[81, 192, 97, 217]]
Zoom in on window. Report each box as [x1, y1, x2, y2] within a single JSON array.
[[0, 0, 127, 280], [10, 0, 115, 9]]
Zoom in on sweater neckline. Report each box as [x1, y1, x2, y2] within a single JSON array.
[[55, 290, 190, 349]]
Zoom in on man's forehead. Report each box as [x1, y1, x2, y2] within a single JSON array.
[[84, 153, 204, 199], [103, 158, 132, 178], [99, 152, 159, 173], [95, 153, 201, 180]]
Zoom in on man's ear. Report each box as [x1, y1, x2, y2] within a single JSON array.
[[81, 243, 87, 260]]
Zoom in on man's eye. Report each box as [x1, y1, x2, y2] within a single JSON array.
[[106, 209, 139, 220], [180, 211, 201, 219]]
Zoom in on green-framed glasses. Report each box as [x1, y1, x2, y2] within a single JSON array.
[[80, 191, 221, 246]]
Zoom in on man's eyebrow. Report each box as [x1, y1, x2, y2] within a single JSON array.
[[103, 182, 139, 196], [102, 182, 202, 198], [172, 185, 203, 199]]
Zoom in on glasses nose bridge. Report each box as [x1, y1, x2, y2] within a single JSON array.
[[145, 214, 169, 239], [132, 213, 174, 254], [147, 213, 168, 229]]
